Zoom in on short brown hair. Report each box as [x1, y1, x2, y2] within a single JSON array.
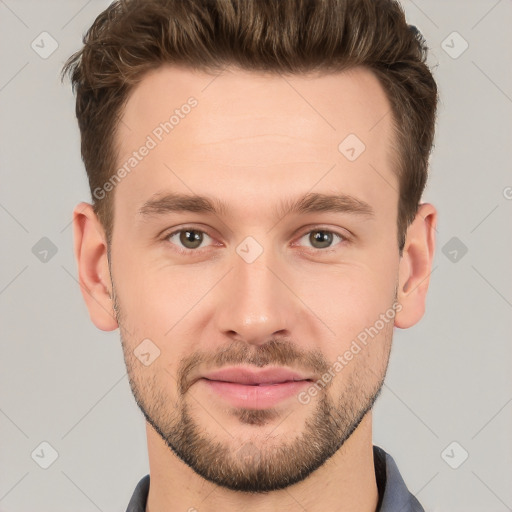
[[62, 0, 438, 253]]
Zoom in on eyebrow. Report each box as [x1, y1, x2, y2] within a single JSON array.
[[138, 191, 375, 220]]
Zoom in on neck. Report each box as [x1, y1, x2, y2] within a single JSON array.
[[145, 412, 379, 512]]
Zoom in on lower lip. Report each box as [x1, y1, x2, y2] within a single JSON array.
[[199, 379, 311, 409]]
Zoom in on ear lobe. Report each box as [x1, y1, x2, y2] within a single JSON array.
[[394, 203, 437, 329], [73, 202, 118, 331]]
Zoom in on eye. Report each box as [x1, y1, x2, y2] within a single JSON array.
[[294, 227, 347, 252], [165, 228, 214, 253], [163, 225, 349, 255]]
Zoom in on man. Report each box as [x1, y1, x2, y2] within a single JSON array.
[[62, 0, 438, 510]]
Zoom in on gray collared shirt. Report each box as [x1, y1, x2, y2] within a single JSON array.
[[126, 445, 424, 511]]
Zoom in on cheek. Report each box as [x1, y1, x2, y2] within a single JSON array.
[[321, 310, 393, 397], [112, 253, 225, 342], [298, 261, 397, 333], [293, 262, 397, 386]]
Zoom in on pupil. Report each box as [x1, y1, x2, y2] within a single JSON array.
[[178, 230, 333, 250], [310, 230, 332, 249], [180, 230, 202, 249]]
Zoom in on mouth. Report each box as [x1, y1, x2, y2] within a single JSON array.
[[202, 379, 309, 385], [195, 366, 315, 409], [200, 366, 314, 385]]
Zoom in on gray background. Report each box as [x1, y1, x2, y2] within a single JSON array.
[[1, 0, 511, 510]]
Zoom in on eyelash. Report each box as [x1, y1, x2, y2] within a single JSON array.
[[163, 225, 350, 256]]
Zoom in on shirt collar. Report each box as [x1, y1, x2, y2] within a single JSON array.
[[373, 445, 425, 512]]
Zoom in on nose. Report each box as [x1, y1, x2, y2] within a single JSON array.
[[214, 243, 301, 346]]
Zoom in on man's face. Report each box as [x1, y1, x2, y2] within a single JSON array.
[[109, 65, 400, 491]]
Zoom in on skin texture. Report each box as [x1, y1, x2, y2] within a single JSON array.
[[73, 65, 436, 512]]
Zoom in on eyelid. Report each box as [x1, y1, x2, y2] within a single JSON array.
[[163, 226, 219, 254], [290, 225, 351, 250], [162, 224, 351, 254]]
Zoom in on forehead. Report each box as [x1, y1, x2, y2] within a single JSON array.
[[114, 64, 398, 221]]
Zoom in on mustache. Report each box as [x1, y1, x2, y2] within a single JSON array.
[[178, 338, 330, 395]]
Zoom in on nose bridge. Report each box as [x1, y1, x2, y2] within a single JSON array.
[[214, 239, 297, 344]]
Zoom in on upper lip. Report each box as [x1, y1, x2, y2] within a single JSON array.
[[200, 366, 314, 385]]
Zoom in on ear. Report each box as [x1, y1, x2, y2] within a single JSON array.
[[73, 202, 118, 331], [394, 203, 437, 329]]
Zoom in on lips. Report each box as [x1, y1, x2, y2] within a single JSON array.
[[201, 366, 313, 386], [192, 366, 316, 409]]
